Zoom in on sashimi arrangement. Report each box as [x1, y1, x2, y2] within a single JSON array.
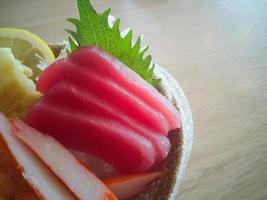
[[0, 0, 193, 199], [27, 46, 179, 174]]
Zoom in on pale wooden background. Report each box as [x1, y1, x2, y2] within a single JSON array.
[[0, 0, 267, 200]]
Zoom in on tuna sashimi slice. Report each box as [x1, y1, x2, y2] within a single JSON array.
[[31, 46, 181, 174], [68, 46, 181, 130], [36, 59, 169, 134], [0, 113, 75, 200], [26, 102, 156, 173], [12, 119, 118, 200], [43, 80, 171, 164]]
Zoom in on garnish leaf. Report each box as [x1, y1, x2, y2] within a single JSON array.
[[66, 0, 160, 86]]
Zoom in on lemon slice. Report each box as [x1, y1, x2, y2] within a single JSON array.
[[0, 28, 55, 80]]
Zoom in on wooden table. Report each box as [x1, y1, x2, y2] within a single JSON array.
[[1, 0, 266, 199]]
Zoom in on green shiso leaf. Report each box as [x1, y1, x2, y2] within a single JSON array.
[[66, 0, 160, 86]]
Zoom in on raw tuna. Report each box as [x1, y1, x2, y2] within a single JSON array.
[[68, 46, 181, 130], [36, 59, 169, 134], [40, 80, 171, 164], [27, 100, 156, 173], [27, 46, 180, 173]]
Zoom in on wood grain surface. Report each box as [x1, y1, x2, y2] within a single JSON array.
[[0, 0, 267, 200]]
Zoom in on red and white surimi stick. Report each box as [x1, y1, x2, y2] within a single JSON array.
[[102, 172, 163, 199], [12, 118, 118, 200], [0, 113, 75, 200]]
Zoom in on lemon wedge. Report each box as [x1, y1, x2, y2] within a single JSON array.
[[0, 48, 41, 118], [0, 28, 55, 80]]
